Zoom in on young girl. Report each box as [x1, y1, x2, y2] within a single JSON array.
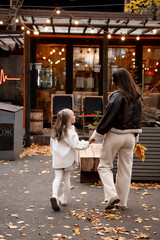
[[50, 108, 89, 211]]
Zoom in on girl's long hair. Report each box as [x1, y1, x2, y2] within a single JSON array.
[[51, 109, 72, 141], [112, 68, 141, 102]]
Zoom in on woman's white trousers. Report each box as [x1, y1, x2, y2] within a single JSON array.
[[98, 131, 135, 207]]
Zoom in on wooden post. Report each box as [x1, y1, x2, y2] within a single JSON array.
[[24, 33, 31, 147], [103, 27, 108, 113], [66, 43, 73, 93], [135, 42, 143, 88]]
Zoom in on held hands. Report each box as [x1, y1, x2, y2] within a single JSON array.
[[89, 137, 95, 144]]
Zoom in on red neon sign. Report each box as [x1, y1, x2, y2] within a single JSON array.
[[0, 69, 21, 85]]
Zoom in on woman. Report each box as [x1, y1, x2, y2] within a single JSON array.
[[89, 68, 142, 210]]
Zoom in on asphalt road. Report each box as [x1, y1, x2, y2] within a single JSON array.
[[0, 154, 160, 240]]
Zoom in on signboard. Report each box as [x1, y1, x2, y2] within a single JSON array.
[[0, 124, 14, 150]]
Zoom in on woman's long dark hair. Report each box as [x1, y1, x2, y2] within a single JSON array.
[[112, 68, 141, 102], [51, 109, 72, 141]]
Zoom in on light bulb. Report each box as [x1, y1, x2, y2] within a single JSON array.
[[121, 36, 125, 41], [75, 20, 79, 25], [56, 9, 60, 14]]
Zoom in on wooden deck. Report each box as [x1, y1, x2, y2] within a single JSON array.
[[30, 127, 160, 182]]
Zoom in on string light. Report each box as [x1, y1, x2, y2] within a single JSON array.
[[46, 19, 51, 23], [121, 36, 125, 41], [61, 48, 65, 52], [0, 6, 158, 39], [56, 9, 61, 14], [55, 60, 60, 64], [91, 28, 95, 33], [34, 30, 39, 35], [26, 30, 30, 34], [74, 19, 79, 25], [148, 48, 151, 52]]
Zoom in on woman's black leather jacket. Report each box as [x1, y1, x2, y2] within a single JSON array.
[[97, 91, 142, 135]]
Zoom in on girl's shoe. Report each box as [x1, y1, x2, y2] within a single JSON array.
[[59, 196, 67, 206], [50, 197, 60, 211]]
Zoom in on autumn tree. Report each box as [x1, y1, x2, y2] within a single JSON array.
[[125, 0, 160, 20]]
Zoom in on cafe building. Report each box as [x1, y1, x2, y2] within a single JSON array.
[[0, 3, 160, 145]]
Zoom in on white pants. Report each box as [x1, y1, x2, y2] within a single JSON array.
[[98, 131, 135, 207], [52, 169, 71, 200]]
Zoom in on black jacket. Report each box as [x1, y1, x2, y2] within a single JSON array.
[[97, 91, 142, 135]]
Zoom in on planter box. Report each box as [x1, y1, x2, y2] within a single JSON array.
[[80, 127, 160, 183]]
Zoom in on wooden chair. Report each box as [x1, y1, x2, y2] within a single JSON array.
[[81, 96, 103, 131], [51, 94, 74, 127]]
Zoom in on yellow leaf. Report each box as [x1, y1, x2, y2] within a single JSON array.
[[134, 144, 147, 161], [135, 217, 143, 223], [73, 227, 80, 235]]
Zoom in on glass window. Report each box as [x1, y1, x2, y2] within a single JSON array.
[[143, 46, 160, 92], [73, 46, 100, 92], [36, 44, 66, 91], [37, 67, 53, 88], [108, 47, 136, 91]]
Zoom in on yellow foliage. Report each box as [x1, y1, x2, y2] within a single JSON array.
[[134, 144, 147, 162]]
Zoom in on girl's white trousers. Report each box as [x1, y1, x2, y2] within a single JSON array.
[[98, 131, 135, 207], [52, 169, 71, 200]]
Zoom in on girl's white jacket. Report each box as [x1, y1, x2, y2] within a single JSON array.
[[50, 125, 89, 169]]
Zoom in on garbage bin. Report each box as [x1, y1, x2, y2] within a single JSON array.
[[0, 102, 23, 160]]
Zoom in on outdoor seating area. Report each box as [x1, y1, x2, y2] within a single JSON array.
[[81, 96, 103, 131], [51, 94, 74, 127]]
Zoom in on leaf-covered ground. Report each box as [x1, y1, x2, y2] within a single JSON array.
[[0, 144, 160, 240]]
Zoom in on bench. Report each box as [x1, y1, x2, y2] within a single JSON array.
[[80, 127, 160, 183]]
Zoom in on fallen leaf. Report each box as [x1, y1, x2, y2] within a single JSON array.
[[81, 191, 87, 195], [63, 225, 70, 228], [151, 217, 159, 221], [19, 232, 27, 237], [73, 227, 80, 235], [135, 217, 143, 223], [133, 232, 149, 239]]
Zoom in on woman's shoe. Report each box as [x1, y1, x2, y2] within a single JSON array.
[[115, 205, 128, 210], [50, 197, 60, 211], [105, 196, 120, 210]]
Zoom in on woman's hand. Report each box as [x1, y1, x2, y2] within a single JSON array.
[[89, 138, 95, 144]]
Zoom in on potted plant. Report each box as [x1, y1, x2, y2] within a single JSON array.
[[87, 110, 102, 136]]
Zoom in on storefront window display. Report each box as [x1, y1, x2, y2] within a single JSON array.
[[73, 46, 100, 92], [108, 47, 136, 91], [36, 44, 66, 91], [143, 46, 160, 92]]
